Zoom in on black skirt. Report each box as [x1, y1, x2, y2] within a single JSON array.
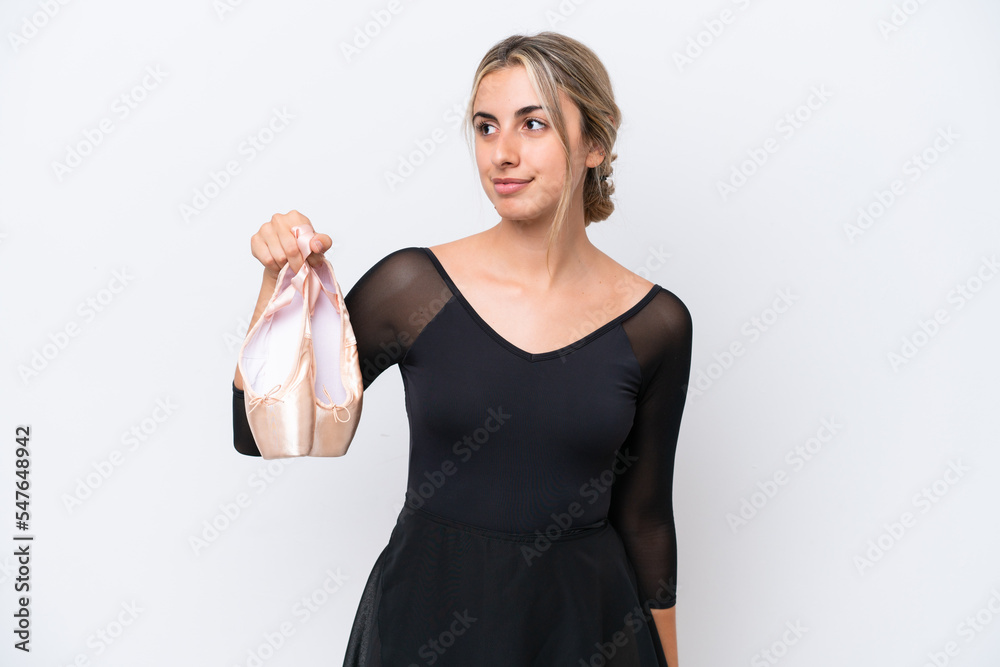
[[343, 503, 668, 666]]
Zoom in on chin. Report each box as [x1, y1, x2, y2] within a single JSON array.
[[496, 207, 552, 225]]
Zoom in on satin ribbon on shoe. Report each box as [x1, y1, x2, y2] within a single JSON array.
[[247, 383, 284, 413], [322, 384, 352, 423], [290, 227, 324, 318]]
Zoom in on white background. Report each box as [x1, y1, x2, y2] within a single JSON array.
[[2, 0, 999, 665]]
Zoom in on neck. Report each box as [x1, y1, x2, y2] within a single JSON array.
[[484, 197, 597, 292]]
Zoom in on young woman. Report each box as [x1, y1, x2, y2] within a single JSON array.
[[233, 31, 691, 667]]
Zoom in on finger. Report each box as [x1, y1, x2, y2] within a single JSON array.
[[306, 233, 333, 267], [255, 243, 276, 273], [311, 233, 332, 254], [252, 223, 284, 275], [274, 212, 311, 274]]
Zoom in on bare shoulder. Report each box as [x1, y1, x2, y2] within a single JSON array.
[[428, 232, 491, 273], [597, 252, 656, 303], [428, 233, 475, 258]]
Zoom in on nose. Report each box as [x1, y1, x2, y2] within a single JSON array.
[[491, 127, 520, 168]]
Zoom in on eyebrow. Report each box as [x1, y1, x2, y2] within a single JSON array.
[[472, 105, 544, 122]]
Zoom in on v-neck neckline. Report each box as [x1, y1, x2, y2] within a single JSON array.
[[420, 247, 660, 362]]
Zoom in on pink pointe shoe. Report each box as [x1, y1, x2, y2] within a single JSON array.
[[237, 226, 363, 459]]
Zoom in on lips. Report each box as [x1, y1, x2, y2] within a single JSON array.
[[493, 178, 531, 195]]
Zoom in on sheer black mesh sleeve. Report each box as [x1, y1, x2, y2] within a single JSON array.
[[231, 247, 452, 456], [610, 288, 693, 609]]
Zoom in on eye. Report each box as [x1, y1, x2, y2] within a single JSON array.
[[475, 121, 496, 136], [525, 118, 546, 131]]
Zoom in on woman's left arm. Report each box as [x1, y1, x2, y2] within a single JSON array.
[[651, 607, 678, 666], [607, 289, 693, 666]]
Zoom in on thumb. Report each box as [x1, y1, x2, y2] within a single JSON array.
[[306, 233, 333, 266], [310, 233, 332, 254]]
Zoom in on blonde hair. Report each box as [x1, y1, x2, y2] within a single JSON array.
[[463, 32, 622, 268]]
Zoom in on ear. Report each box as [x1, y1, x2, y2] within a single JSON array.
[[585, 145, 606, 169], [585, 114, 616, 169]]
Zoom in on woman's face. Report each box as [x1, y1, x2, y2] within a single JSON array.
[[472, 65, 602, 227]]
